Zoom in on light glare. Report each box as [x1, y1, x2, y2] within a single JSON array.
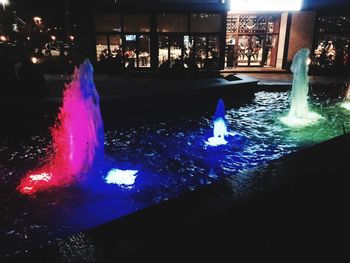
[[206, 118, 229, 146], [1, 0, 9, 9], [340, 102, 350, 111], [280, 112, 322, 128], [31, 57, 38, 64], [105, 169, 138, 188], [230, 0, 302, 12], [29, 172, 52, 182]]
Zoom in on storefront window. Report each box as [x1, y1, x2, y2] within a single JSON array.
[[225, 36, 237, 68], [96, 34, 108, 62], [225, 14, 280, 68], [264, 35, 278, 67], [190, 13, 221, 33], [250, 35, 264, 66], [237, 35, 264, 66], [158, 35, 183, 67], [183, 35, 194, 62], [158, 35, 169, 66], [312, 14, 350, 70], [208, 36, 220, 68], [313, 35, 350, 68], [169, 36, 183, 65], [138, 35, 151, 67], [124, 34, 137, 68], [109, 35, 123, 58], [195, 36, 207, 68], [267, 15, 280, 33], [94, 15, 121, 32], [123, 14, 150, 32], [157, 14, 188, 32], [237, 36, 249, 66]]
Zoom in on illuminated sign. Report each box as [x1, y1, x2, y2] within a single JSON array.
[[230, 0, 302, 11]]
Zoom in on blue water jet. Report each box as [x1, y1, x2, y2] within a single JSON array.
[[206, 99, 229, 146]]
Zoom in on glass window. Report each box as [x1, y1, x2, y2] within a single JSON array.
[[225, 36, 237, 68], [157, 14, 188, 32], [313, 14, 350, 69], [96, 34, 109, 62], [123, 14, 150, 32], [183, 35, 194, 59], [94, 15, 121, 32], [237, 35, 264, 66], [267, 15, 280, 33], [264, 35, 278, 67], [190, 13, 221, 33], [237, 36, 249, 66], [109, 35, 122, 58], [158, 35, 169, 66], [207, 36, 220, 68], [225, 14, 281, 68], [183, 35, 195, 68], [313, 35, 350, 68], [195, 36, 207, 68], [138, 35, 151, 68], [249, 35, 264, 66], [169, 36, 183, 65], [124, 34, 137, 68]]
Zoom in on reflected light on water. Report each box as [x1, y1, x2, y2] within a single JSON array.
[[105, 169, 138, 189]]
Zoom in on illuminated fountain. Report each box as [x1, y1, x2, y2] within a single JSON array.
[[206, 99, 230, 146], [18, 60, 105, 195], [17, 59, 139, 195], [280, 48, 322, 128], [340, 83, 350, 110]]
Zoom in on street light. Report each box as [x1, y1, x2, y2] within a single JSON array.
[[0, 0, 9, 10], [0, 35, 7, 42], [31, 57, 39, 64], [33, 16, 43, 26]]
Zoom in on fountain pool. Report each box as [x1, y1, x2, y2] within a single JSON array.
[[1, 85, 350, 258]]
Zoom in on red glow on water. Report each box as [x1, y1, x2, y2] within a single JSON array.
[[17, 60, 103, 195]]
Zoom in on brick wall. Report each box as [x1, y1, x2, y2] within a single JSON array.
[[287, 11, 317, 62]]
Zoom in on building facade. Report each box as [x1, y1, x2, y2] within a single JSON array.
[[91, 0, 350, 72]]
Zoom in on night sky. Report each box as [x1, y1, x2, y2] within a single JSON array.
[[4, 0, 350, 33]]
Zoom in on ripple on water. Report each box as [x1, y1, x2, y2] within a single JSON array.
[[1, 90, 350, 257]]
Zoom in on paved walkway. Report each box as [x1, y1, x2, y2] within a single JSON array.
[[223, 73, 350, 86], [221, 67, 288, 73]]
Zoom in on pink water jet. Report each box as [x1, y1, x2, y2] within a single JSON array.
[[18, 60, 104, 195]]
